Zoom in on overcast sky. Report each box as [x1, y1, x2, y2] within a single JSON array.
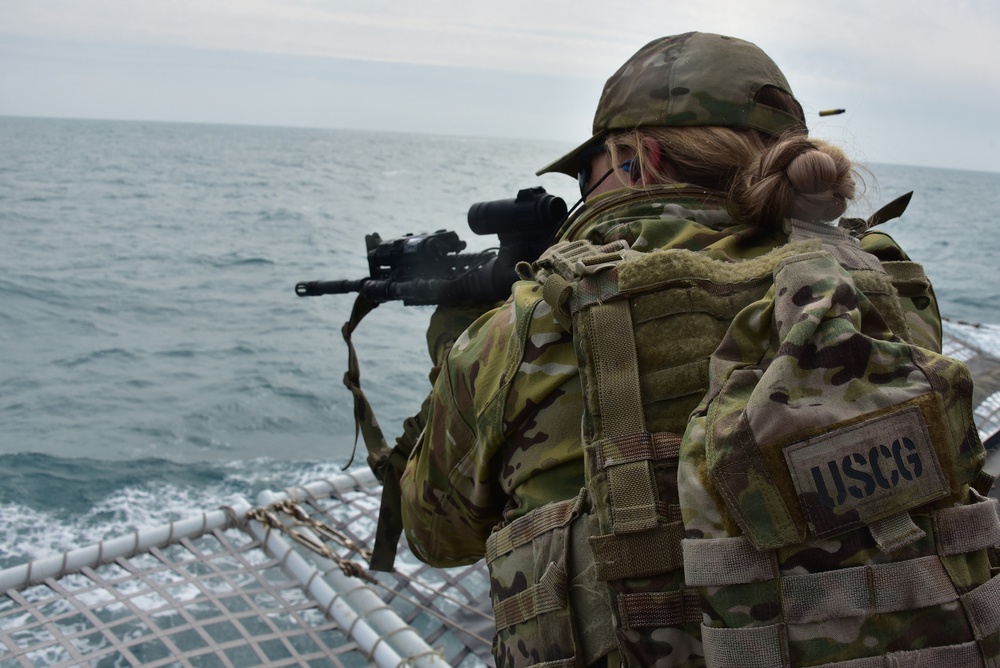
[[2, 1, 998, 172]]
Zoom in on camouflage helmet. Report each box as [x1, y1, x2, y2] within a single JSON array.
[[537, 32, 807, 177]]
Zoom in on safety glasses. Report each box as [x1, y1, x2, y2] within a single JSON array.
[[578, 143, 635, 199], [577, 144, 607, 198]]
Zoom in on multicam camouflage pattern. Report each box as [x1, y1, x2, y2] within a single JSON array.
[[399, 278, 584, 568], [859, 229, 944, 352], [543, 221, 811, 667], [677, 220, 1000, 665], [558, 186, 789, 257], [537, 32, 806, 177], [685, 223, 982, 547], [400, 185, 792, 564], [398, 247, 602, 666], [398, 184, 999, 666], [401, 186, 795, 666]]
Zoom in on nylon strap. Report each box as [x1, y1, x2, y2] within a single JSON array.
[[866, 191, 913, 228], [867, 511, 926, 553], [492, 560, 569, 631], [486, 491, 586, 565], [685, 539, 970, 626], [341, 294, 389, 472], [936, 495, 1000, 555], [369, 406, 426, 572], [586, 300, 658, 535], [679, 494, 1000, 576], [818, 641, 984, 668], [682, 536, 775, 586], [747, 102, 807, 138], [972, 470, 997, 498], [608, 460, 658, 533], [961, 573, 1000, 641], [590, 522, 685, 580], [781, 555, 958, 624], [881, 260, 931, 295], [705, 629, 989, 668], [596, 432, 681, 468], [641, 359, 711, 404], [617, 589, 702, 629], [702, 623, 787, 668], [541, 273, 573, 331], [587, 300, 646, 437], [370, 464, 404, 572], [341, 294, 404, 571]]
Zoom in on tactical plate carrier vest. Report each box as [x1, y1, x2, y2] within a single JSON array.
[[485, 219, 1000, 667]]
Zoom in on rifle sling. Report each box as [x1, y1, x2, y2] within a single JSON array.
[[341, 293, 390, 473], [341, 293, 421, 571]]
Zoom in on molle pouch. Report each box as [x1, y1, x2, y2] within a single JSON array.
[[680, 221, 1000, 667], [485, 491, 616, 668]]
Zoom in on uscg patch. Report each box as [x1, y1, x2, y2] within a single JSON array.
[[782, 405, 950, 539]]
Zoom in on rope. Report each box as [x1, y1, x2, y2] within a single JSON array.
[[247, 501, 376, 582], [249, 498, 493, 648]]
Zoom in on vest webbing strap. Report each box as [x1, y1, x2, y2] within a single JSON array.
[[867, 511, 926, 553], [586, 299, 662, 536], [961, 572, 1000, 641], [607, 460, 658, 533], [541, 273, 573, 331], [692, 552, 958, 625], [936, 495, 1000, 556], [587, 300, 645, 437], [781, 555, 958, 624], [684, 498, 1000, 588], [485, 491, 586, 565], [706, 628, 987, 668], [492, 560, 568, 631], [817, 641, 984, 668], [617, 589, 702, 629], [682, 536, 775, 586], [702, 623, 786, 668], [590, 522, 685, 581], [595, 432, 681, 468]]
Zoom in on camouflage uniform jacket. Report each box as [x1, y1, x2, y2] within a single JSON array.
[[399, 185, 798, 565]]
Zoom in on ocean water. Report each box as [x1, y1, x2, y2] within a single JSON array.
[[1, 116, 998, 568]]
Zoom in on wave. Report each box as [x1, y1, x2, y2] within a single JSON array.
[[193, 253, 276, 268], [0, 454, 349, 569], [58, 347, 138, 368]]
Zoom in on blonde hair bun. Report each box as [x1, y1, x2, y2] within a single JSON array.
[[744, 136, 855, 226]]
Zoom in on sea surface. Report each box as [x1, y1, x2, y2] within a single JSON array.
[[1, 116, 998, 569]]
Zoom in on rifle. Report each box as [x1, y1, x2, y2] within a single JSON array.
[[295, 187, 567, 567], [294, 187, 567, 306]]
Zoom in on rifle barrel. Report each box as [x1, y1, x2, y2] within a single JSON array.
[[295, 279, 368, 297]]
